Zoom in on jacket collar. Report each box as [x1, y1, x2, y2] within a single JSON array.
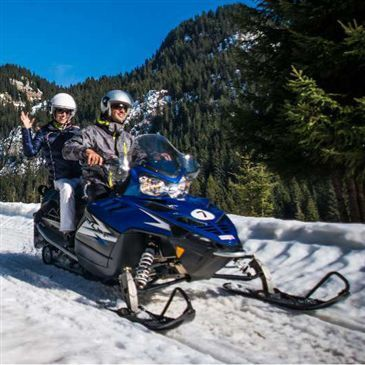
[[96, 118, 125, 135], [51, 120, 73, 131]]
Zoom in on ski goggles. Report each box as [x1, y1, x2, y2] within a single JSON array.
[[55, 108, 72, 115], [111, 103, 129, 112]]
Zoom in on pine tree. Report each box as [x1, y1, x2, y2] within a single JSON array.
[[289, 178, 305, 221], [228, 155, 275, 217], [205, 174, 223, 207], [314, 178, 341, 222], [282, 67, 365, 177], [300, 180, 320, 221]]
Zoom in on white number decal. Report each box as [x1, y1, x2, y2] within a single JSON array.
[[191, 209, 215, 221]]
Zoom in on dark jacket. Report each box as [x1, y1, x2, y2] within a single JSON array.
[[62, 119, 134, 188], [22, 122, 82, 182]]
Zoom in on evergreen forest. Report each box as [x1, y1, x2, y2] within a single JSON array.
[[0, 1, 364, 223]]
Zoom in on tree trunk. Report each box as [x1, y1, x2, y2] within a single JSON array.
[[355, 178, 365, 223], [347, 178, 361, 223], [331, 175, 349, 222]]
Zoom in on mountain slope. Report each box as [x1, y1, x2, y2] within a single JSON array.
[[0, 64, 58, 137], [0, 4, 354, 224], [0, 4, 247, 203]]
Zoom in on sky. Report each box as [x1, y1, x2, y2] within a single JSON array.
[[1, 201, 364, 363], [0, 0, 255, 87]]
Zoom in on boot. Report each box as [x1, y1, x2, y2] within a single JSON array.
[[62, 231, 75, 251]]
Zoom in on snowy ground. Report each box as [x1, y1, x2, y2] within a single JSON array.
[[1, 202, 364, 364]]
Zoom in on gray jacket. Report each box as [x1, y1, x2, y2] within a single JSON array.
[[62, 119, 134, 188]]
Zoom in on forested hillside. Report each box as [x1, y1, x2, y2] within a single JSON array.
[[0, 2, 364, 222], [231, 0, 365, 222]]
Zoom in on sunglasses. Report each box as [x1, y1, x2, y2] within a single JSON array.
[[111, 104, 129, 112], [55, 108, 72, 115]]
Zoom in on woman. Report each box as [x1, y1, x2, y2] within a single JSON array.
[[21, 93, 81, 240]]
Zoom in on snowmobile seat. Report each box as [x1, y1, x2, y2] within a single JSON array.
[[34, 184, 85, 224], [34, 187, 59, 223]]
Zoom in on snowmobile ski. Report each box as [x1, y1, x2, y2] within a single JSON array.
[[223, 271, 350, 310], [108, 287, 196, 331], [214, 255, 275, 289]]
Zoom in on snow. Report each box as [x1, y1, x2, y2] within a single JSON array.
[[0, 127, 44, 177], [31, 100, 48, 115], [184, 35, 192, 42], [9, 78, 43, 102], [1, 202, 365, 363], [217, 32, 250, 53], [128, 90, 171, 135]]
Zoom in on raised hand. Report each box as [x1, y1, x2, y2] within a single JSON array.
[[20, 111, 35, 129]]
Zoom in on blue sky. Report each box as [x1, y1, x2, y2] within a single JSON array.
[[0, 0, 254, 86]]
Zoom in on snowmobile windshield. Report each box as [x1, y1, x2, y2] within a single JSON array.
[[132, 134, 200, 179]]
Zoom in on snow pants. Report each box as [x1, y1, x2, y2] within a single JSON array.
[[53, 177, 80, 233]]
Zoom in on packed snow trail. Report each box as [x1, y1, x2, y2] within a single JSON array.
[[1, 203, 365, 363]]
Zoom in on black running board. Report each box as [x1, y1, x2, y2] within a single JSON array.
[[109, 287, 196, 331], [36, 223, 78, 262], [223, 271, 350, 310]]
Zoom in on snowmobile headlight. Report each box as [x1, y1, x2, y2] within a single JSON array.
[[166, 177, 191, 199], [139, 176, 167, 196], [139, 175, 191, 198]]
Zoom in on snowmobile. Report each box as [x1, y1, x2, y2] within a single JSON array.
[[34, 134, 350, 331]]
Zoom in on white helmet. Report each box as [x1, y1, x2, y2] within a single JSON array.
[[100, 90, 133, 116], [50, 93, 77, 117]]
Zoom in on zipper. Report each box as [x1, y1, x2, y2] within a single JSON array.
[[108, 129, 129, 187]]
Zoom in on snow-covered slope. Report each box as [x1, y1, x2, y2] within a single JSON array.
[[1, 202, 364, 364]]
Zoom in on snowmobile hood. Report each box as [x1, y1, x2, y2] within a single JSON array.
[[87, 195, 241, 248]]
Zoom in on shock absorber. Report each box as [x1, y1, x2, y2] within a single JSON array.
[[135, 244, 155, 289]]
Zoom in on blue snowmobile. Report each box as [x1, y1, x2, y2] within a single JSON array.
[[34, 134, 350, 331]]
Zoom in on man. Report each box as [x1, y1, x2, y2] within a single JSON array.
[[63, 90, 134, 200], [21, 93, 81, 238]]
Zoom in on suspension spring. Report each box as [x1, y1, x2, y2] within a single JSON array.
[[135, 247, 155, 289]]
